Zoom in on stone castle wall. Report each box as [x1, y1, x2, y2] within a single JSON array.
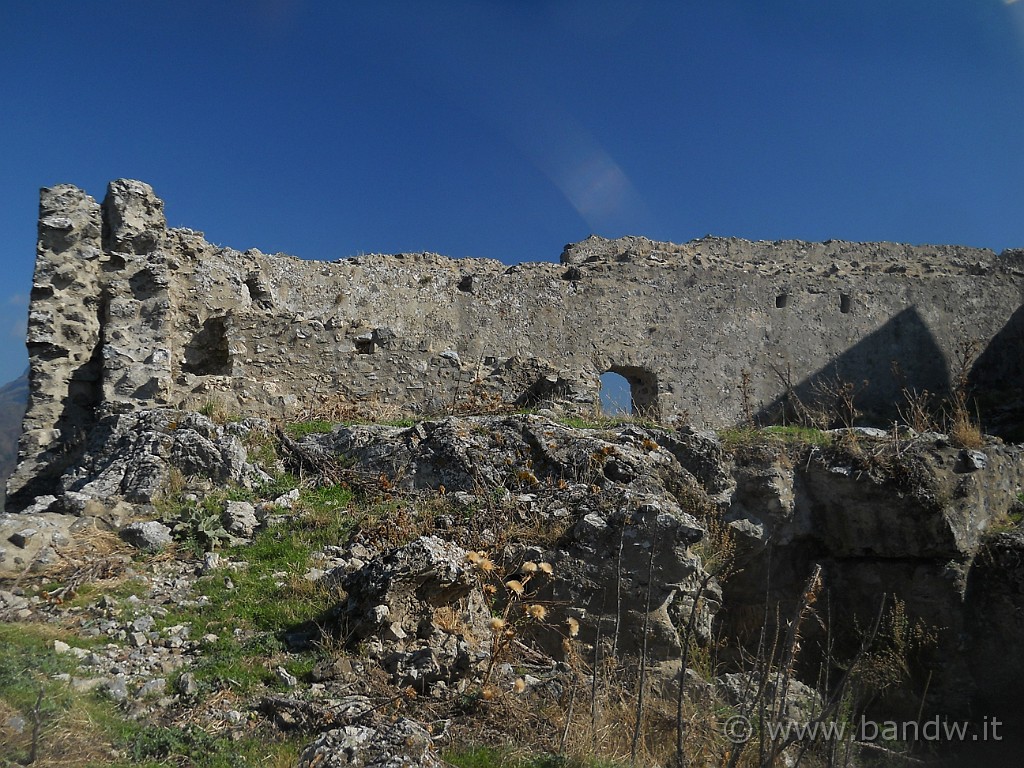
[[7, 179, 1024, 508]]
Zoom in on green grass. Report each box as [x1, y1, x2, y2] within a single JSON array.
[[378, 416, 418, 427], [283, 420, 335, 438], [256, 472, 299, 500], [283, 416, 420, 434], [0, 623, 306, 768], [157, 483, 359, 692], [0, 623, 81, 713], [762, 425, 833, 444], [718, 424, 832, 451], [118, 724, 302, 768], [557, 414, 657, 430], [63, 576, 151, 610], [244, 430, 279, 471]]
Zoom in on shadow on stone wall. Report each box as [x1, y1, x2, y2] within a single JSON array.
[[756, 306, 950, 427], [969, 303, 1024, 440]]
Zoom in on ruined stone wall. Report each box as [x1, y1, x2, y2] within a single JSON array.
[[7, 179, 1024, 508]]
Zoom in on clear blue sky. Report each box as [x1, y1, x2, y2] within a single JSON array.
[[2, 1, 1023, 388]]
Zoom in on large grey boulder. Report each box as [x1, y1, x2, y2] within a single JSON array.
[[222, 500, 259, 538], [120, 520, 174, 552], [55, 409, 268, 504], [544, 484, 717, 658]]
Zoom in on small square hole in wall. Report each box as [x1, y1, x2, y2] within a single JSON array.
[[182, 317, 231, 375], [776, 294, 788, 308], [840, 293, 852, 314]]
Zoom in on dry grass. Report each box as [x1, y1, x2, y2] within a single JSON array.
[[948, 411, 984, 449], [946, 339, 985, 449], [437, 642, 743, 768], [298, 391, 411, 425], [2, 704, 121, 767]]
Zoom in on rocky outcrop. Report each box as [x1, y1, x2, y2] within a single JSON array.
[[53, 409, 268, 504], [314, 415, 720, 659], [10, 179, 1024, 509], [339, 536, 493, 692], [0, 408, 268, 577], [285, 417, 1024, 725], [717, 431, 1024, 720], [2, 406, 1024, 763], [297, 718, 447, 768]]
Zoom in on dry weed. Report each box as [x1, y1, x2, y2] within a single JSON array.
[[300, 391, 410, 424], [946, 339, 984, 449]]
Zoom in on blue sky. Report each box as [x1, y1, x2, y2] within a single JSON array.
[[1, 1, 1023, 388]]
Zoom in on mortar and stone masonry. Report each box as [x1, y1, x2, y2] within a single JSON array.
[[7, 178, 1024, 510]]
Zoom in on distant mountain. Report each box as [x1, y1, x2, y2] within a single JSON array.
[[0, 370, 28, 510]]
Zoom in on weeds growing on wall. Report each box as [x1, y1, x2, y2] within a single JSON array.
[[945, 340, 984, 449], [751, 338, 988, 451]]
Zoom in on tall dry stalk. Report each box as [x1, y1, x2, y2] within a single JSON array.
[[947, 339, 983, 448], [673, 571, 717, 768], [631, 529, 659, 766]]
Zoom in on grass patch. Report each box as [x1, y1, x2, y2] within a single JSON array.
[[244, 429, 279, 472], [761, 425, 833, 445], [122, 724, 301, 767], [255, 472, 299, 500], [557, 414, 657, 431], [157, 483, 359, 692], [0, 623, 253, 767], [283, 420, 335, 438], [719, 424, 832, 452], [284, 416, 420, 434], [62, 576, 150, 611], [378, 416, 418, 427], [0, 623, 82, 714]]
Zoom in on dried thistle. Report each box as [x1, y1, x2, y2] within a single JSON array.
[[505, 580, 525, 596], [526, 604, 547, 621]]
